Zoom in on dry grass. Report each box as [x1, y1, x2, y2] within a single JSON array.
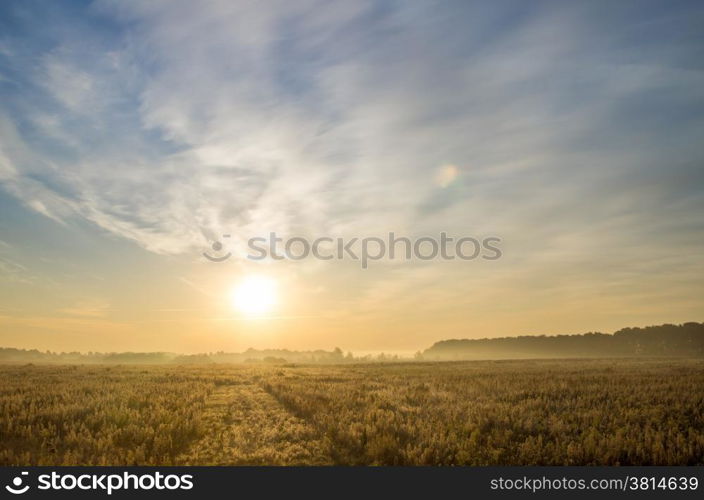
[[1, 359, 702, 465]]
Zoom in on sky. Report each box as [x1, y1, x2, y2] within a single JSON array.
[[1, 0, 703, 354]]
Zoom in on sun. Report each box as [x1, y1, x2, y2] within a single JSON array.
[[231, 275, 277, 316]]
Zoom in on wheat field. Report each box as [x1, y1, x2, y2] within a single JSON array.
[[1, 359, 702, 466]]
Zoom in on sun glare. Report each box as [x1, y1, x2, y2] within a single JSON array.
[[231, 276, 277, 316]]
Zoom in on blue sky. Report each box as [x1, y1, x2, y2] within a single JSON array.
[[1, 0, 703, 352]]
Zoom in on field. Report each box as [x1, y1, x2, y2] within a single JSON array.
[[1, 359, 703, 466]]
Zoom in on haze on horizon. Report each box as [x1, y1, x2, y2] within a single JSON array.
[[1, 0, 703, 354]]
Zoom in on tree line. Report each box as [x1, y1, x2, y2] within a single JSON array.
[[422, 322, 704, 360]]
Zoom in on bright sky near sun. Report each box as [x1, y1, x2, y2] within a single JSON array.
[[1, 1, 703, 353]]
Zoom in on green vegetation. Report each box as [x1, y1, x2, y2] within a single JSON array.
[[1, 359, 702, 465]]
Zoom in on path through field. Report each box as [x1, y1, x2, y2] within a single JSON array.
[[176, 380, 331, 465]]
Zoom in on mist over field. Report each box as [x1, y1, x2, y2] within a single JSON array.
[[2, 322, 702, 466], [2, 322, 702, 364]]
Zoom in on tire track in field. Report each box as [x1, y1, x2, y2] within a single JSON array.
[[175, 382, 331, 465], [258, 379, 362, 465]]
